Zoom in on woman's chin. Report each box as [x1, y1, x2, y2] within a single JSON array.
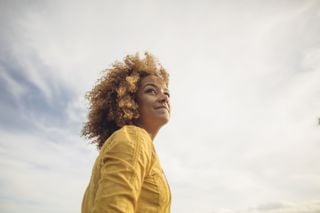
[[157, 115, 170, 127]]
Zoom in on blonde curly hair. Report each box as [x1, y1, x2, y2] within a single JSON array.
[[82, 52, 169, 149]]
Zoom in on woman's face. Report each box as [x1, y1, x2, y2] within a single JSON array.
[[136, 75, 170, 132]]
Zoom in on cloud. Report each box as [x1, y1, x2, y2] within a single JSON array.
[[0, 59, 75, 132], [248, 200, 320, 213], [208, 200, 320, 213], [0, 126, 97, 213]]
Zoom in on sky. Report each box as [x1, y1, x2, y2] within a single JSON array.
[[0, 0, 320, 212]]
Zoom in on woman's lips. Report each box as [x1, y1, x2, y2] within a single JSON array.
[[154, 106, 169, 111]]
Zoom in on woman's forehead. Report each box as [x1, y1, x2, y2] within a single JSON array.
[[140, 75, 168, 89]]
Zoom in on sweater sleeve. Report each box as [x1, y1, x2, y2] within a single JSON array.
[[92, 127, 152, 213]]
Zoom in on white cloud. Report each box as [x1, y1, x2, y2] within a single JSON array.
[[247, 200, 320, 213], [0, 128, 97, 213], [0, 65, 26, 99]]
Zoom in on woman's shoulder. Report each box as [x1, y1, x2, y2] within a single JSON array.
[[115, 125, 151, 141], [101, 125, 152, 151]]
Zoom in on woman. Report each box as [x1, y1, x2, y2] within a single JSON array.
[[81, 52, 171, 213]]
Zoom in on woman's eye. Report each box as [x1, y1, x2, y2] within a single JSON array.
[[146, 89, 157, 95], [164, 92, 170, 98]]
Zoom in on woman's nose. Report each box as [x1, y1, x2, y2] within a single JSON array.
[[158, 92, 169, 103]]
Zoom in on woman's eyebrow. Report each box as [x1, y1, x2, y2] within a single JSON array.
[[143, 83, 169, 91], [143, 83, 158, 89]]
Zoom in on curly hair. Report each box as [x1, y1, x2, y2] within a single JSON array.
[[82, 52, 169, 149]]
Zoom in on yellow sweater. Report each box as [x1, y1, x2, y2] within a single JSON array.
[[82, 125, 171, 213]]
